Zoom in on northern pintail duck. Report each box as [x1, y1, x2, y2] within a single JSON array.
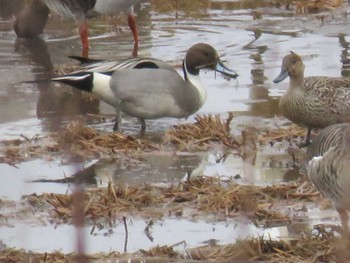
[[67, 55, 175, 74], [306, 123, 350, 236], [41, 0, 141, 56], [273, 51, 350, 146], [52, 43, 238, 133]]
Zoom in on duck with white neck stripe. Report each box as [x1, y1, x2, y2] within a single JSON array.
[[52, 43, 238, 134]]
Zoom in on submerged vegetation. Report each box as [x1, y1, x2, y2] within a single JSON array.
[[0, 112, 340, 262], [2, 225, 350, 262]]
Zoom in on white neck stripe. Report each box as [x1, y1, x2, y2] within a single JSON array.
[[183, 58, 207, 104], [53, 74, 90, 81]]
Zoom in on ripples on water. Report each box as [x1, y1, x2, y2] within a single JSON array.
[[0, 0, 350, 254]]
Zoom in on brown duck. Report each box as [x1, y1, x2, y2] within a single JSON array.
[[307, 123, 350, 236], [273, 51, 350, 146]]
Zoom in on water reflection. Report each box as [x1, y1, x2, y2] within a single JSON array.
[[11, 0, 148, 57], [0, 0, 23, 19], [0, 216, 290, 254], [1, 0, 295, 130], [190, 144, 302, 185], [13, 0, 49, 38], [31, 153, 202, 188], [339, 33, 350, 77], [1, 0, 344, 169], [243, 29, 280, 117], [14, 37, 100, 132], [2, 0, 350, 256], [2, 0, 348, 148], [7, 0, 157, 132]]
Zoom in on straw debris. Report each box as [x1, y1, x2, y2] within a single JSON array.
[[0, 114, 310, 165], [0, 249, 72, 263], [52, 121, 160, 160], [257, 123, 306, 144], [295, 0, 343, 13], [165, 113, 242, 151], [188, 228, 337, 262], [24, 177, 320, 224], [0, 121, 160, 164], [3, 227, 349, 262]]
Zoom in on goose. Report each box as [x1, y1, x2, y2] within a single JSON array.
[[307, 123, 350, 236], [273, 51, 350, 146], [51, 43, 238, 134]]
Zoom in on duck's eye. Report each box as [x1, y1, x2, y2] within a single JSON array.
[[203, 51, 210, 57]]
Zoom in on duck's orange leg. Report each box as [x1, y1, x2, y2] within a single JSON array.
[[127, 9, 138, 57], [78, 20, 89, 57]]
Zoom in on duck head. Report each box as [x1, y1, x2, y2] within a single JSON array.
[[183, 43, 238, 79], [273, 51, 305, 83]]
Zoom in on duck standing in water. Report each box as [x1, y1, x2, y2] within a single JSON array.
[[15, 0, 141, 57], [273, 52, 350, 146], [307, 123, 350, 236], [51, 43, 238, 134]]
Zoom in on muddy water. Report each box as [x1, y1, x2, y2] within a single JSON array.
[[1, 0, 350, 254]]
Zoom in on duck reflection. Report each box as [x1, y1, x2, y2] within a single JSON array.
[[13, 0, 49, 38], [32, 154, 202, 188], [244, 29, 280, 117], [14, 37, 100, 132], [0, 0, 23, 18], [338, 33, 350, 78]]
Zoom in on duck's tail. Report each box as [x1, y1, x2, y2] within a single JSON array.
[[52, 72, 96, 92]]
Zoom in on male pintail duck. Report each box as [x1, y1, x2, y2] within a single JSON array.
[[307, 123, 350, 236], [41, 0, 141, 56], [52, 43, 238, 134], [67, 55, 175, 74], [273, 51, 350, 146]]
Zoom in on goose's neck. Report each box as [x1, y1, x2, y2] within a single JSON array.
[[183, 59, 207, 104]]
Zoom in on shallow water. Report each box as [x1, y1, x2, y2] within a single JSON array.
[[0, 215, 299, 254], [0, 0, 349, 255]]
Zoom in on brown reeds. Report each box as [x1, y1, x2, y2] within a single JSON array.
[[24, 177, 319, 225], [2, 226, 347, 263]]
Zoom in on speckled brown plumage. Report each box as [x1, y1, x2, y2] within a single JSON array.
[[307, 123, 350, 236], [274, 52, 350, 145]]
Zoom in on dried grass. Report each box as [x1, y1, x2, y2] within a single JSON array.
[[0, 121, 160, 164], [1, 114, 329, 262], [0, 114, 306, 165], [0, 249, 72, 263], [188, 228, 337, 262], [164, 113, 241, 151], [53, 121, 160, 159], [257, 123, 306, 144], [3, 227, 350, 263], [24, 177, 319, 225], [295, 0, 343, 13]]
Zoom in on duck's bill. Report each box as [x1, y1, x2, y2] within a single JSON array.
[[273, 69, 289, 83], [215, 61, 238, 79]]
